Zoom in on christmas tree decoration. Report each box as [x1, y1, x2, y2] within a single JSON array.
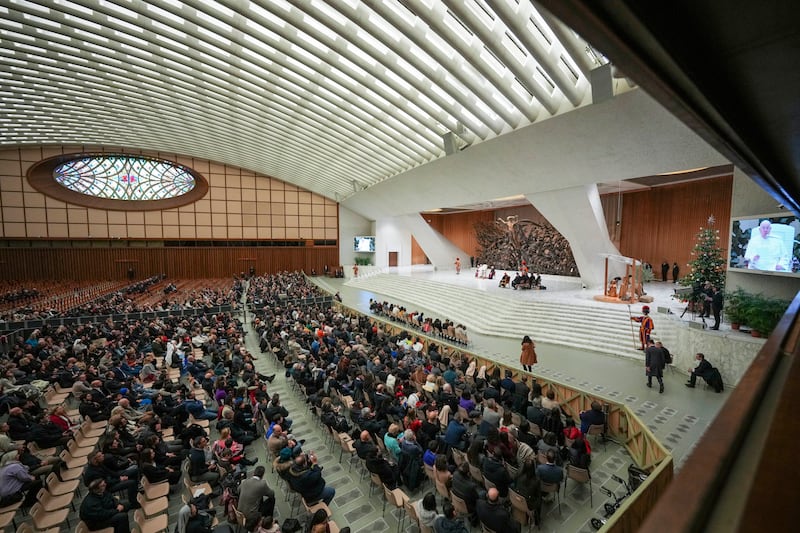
[[680, 216, 726, 301]]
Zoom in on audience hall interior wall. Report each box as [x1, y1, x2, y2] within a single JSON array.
[[616, 175, 733, 276], [0, 246, 338, 280], [0, 146, 338, 241]]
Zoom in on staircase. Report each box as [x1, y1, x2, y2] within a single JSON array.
[[347, 274, 645, 360]]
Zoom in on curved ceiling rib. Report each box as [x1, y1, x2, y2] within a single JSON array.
[[0, 0, 629, 201]]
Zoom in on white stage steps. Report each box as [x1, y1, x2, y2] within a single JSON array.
[[346, 274, 645, 360]]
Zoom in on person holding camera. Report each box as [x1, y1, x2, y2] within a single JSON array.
[[288, 450, 335, 505]]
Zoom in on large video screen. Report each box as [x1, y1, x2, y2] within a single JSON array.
[[730, 214, 800, 274], [354, 236, 376, 253]]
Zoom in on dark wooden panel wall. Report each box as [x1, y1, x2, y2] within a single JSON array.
[[616, 175, 733, 276], [0, 247, 339, 280], [421, 210, 496, 261]]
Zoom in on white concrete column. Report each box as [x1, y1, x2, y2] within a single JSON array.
[[375, 214, 467, 269], [526, 184, 621, 288]]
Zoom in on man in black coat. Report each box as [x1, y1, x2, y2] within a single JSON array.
[[710, 286, 724, 330], [83, 451, 139, 506], [645, 340, 666, 393], [481, 451, 512, 497], [451, 462, 480, 519], [476, 488, 520, 533], [686, 353, 715, 387]]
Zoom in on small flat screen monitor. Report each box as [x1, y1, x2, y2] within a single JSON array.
[[354, 236, 376, 252], [730, 213, 800, 275]]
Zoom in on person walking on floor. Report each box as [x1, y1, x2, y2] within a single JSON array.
[[520, 335, 537, 372], [454, 257, 461, 274], [645, 339, 666, 393]]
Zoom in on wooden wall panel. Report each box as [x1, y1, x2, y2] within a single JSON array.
[[0, 247, 339, 281], [410, 235, 428, 265], [423, 210, 495, 258], [616, 176, 733, 277]]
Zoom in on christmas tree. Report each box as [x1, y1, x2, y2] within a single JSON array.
[[681, 215, 726, 300]]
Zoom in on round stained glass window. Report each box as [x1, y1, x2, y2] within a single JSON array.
[[54, 156, 195, 200], [27, 153, 208, 211]]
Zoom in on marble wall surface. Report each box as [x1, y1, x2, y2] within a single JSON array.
[[656, 311, 765, 388]]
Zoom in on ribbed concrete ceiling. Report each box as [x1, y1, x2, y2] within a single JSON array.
[[0, 0, 629, 201]]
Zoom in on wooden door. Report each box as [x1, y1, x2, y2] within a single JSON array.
[[388, 251, 398, 267]]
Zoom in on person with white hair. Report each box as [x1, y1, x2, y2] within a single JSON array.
[[744, 219, 788, 271]]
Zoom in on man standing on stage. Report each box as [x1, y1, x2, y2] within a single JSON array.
[[661, 260, 669, 282], [630, 305, 654, 350]]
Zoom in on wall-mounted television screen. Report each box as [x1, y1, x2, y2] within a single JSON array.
[[729, 214, 800, 274], [354, 236, 376, 253]]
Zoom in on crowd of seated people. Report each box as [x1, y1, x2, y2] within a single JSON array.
[[0, 269, 602, 532], [0, 286, 41, 305], [368, 300, 469, 346], [0, 299, 292, 532], [253, 276, 602, 530], [0, 276, 242, 323], [510, 272, 544, 290], [248, 271, 327, 309]]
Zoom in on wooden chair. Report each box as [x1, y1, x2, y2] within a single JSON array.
[[452, 448, 467, 468], [46, 471, 81, 498], [301, 496, 331, 517], [434, 474, 451, 502], [564, 464, 593, 506], [541, 481, 561, 515], [586, 424, 606, 451], [76, 522, 114, 533], [529, 423, 543, 437], [449, 491, 471, 520], [369, 472, 383, 497], [424, 463, 436, 487], [136, 492, 168, 519], [67, 437, 92, 457], [0, 507, 19, 532], [133, 508, 168, 533], [483, 477, 497, 492], [233, 508, 247, 533], [36, 485, 75, 513], [29, 502, 70, 532], [382, 484, 409, 533], [141, 475, 170, 500], [509, 488, 537, 531], [405, 500, 433, 533], [468, 463, 484, 484]]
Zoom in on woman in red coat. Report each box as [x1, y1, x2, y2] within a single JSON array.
[[520, 335, 537, 372]]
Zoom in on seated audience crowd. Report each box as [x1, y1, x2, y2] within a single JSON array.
[[369, 299, 469, 346], [0, 270, 601, 532]]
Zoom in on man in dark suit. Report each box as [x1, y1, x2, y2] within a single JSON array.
[[237, 466, 275, 530], [710, 286, 724, 330], [354, 430, 377, 460], [686, 353, 715, 388], [645, 339, 666, 393], [451, 462, 480, 520], [477, 488, 520, 533]]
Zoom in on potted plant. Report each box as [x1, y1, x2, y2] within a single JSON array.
[[724, 288, 750, 330], [744, 294, 789, 337]]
